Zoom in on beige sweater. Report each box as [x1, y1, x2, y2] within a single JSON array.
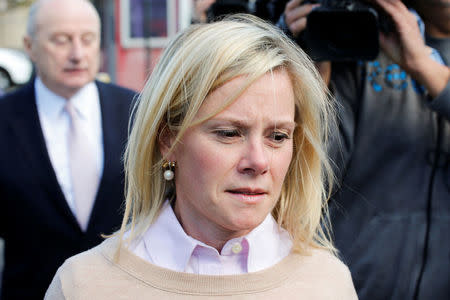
[[45, 237, 358, 299]]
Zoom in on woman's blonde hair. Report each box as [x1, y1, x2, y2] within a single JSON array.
[[117, 14, 336, 255]]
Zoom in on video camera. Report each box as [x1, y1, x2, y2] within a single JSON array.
[[299, 0, 397, 61], [206, 0, 289, 24], [206, 0, 251, 23]]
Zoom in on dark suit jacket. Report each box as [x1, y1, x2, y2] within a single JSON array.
[[0, 80, 136, 299]]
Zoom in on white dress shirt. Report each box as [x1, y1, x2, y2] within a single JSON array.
[[130, 201, 293, 275], [35, 78, 104, 216]]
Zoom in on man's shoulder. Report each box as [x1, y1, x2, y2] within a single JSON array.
[[0, 82, 34, 116], [96, 81, 137, 102], [0, 82, 33, 101], [95, 82, 137, 122]]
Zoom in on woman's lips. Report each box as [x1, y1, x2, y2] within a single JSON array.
[[228, 190, 264, 195], [226, 188, 267, 204]]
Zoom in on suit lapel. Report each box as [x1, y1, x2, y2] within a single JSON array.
[[97, 81, 118, 189], [10, 82, 81, 229], [88, 82, 125, 230]]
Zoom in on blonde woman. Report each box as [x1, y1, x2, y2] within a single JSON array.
[[46, 15, 357, 299]]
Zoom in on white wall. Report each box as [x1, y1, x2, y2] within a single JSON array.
[[0, 6, 28, 49]]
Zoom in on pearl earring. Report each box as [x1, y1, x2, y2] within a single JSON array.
[[162, 161, 176, 181]]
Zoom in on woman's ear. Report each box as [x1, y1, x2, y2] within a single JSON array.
[[158, 125, 176, 160]]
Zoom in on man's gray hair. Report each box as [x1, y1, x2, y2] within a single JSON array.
[[26, 0, 44, 38], [26, 0, 100, 38]]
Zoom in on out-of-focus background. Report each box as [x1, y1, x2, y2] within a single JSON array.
[[0, 0, 193, 94], [0, 0, 195, 292]]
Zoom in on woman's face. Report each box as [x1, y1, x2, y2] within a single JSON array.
[[166, 70, 296, 246]]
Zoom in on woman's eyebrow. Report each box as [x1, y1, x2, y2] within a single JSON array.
[[205, 118, 297, 130]]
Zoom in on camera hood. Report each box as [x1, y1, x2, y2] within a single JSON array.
[[302, 7, 380, 61]]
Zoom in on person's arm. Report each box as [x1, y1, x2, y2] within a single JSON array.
[[375, 0, 450, 99]]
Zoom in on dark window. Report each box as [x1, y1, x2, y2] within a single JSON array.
[[130, 0, 167, 38]]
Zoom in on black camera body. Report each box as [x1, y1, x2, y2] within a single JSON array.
[[300, 0, 394, 61], [206, 0, 289, 23], [206, 0, 251, 23]]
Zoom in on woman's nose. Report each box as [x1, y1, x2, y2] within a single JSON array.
[[237, 138, 270, 176]]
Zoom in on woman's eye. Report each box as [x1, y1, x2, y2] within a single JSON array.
[[270, 132, 289, 143], [215, 129, 240, 138]]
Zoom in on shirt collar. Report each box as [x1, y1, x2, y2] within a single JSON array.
[[142, 201, 292, 273], [143, 201, 198, 272], [35, 77, 99, 121], [245, 211, 292, 272]]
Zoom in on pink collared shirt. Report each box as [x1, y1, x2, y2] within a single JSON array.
[[130, 201, 293, 275]]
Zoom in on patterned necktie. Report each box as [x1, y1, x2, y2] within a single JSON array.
[[66, 101, 99, 231]]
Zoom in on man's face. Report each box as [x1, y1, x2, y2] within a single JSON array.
[[25, 0, 101, 99]]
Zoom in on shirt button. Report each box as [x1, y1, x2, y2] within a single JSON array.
[[231, 242, 242, 254]]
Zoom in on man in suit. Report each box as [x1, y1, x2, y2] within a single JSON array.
[[0, 0, 136, 298]]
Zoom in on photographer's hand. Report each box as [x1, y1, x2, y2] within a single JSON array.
[[284, 0, 319, 37], [375, 0, 450, 98]]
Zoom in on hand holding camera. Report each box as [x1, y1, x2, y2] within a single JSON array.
[[375, 0, 428, 71], [284, 0, 319, 37], [375, 0, 450, 98]]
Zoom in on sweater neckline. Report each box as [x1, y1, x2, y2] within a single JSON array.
[[100, 237, 306, 296]]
